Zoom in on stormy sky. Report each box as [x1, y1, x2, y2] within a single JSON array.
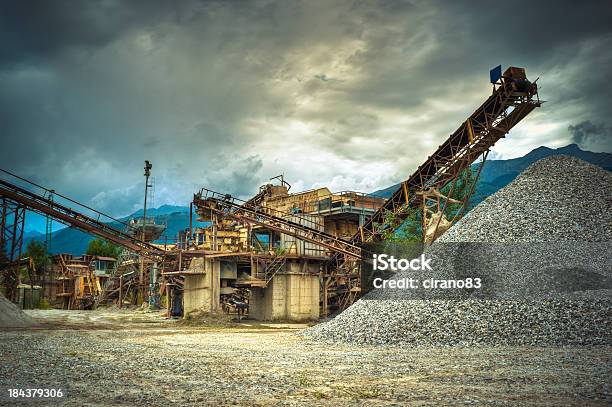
[[1, 0, 611, 221]]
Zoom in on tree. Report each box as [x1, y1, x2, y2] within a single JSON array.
[[378, 165, 480, 244], [24, 240, 49, 288], [26, 240, 49, 271], [380, 208, 422, 243], [440, 165, 478, 220], [86, 238, 121, 258]]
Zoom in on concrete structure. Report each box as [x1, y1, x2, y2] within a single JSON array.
[[189, 182, 386, 320], [182, 258, 221, 315], [250, 272, 319, 321], [182, 257, 244, 315]]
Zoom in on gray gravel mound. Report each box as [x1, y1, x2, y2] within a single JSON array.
[[304, 156, 612, 345], [0, 293, 37, 328], [304, 299, 611, 346], [438, 155, 612, 243]]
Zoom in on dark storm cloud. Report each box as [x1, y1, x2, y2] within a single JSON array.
[[568, 121, 612, 152], [0, 0, 178, 68], [0, 0, 611, 217]]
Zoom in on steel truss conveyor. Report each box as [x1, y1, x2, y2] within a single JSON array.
[[195, 67, 544, 314], [0, 171, 164, 258], [193, 66, 541, 312], [322, 67, 542, 310], [352, 66, 541, 245]]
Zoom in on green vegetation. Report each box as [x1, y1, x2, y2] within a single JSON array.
[[26, 240, 50, 271], [86, 238, 121, 258], [381, 207, 422, 243], [439, 164, 478, 220], [20, 240, 50, 285], [38, 298, 52, 309], [274, 247, 287, 256], [378, 165, 479, 243]]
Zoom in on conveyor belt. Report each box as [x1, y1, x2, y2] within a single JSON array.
[[0, 173, 165, 258], [351, 68, 541, 245], [193, 189, 362, 259]]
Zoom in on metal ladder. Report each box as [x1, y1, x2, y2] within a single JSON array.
[[262, 254, 287, 285]]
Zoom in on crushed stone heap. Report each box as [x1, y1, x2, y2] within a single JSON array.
[[0, 293, 37, 328], [439, 155, 612, 243], [303, 156, 612, 345]]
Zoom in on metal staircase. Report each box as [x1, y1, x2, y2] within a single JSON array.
[[261, 254, 287, 284]]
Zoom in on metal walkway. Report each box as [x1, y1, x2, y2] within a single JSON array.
[[0, 169, 165, 258]]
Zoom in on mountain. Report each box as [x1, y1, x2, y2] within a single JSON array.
[[476, 143, 612, 184], [128, 204, 189, 217], [370, 144, 612, 206], [23, 230, 44, 240]]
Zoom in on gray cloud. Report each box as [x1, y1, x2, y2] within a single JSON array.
[[568, 121, 612, 152], [0, 0, 611, 217], [0, 0, 178, 68]]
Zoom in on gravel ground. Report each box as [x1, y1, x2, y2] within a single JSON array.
[[303, 299, 611, 346], [0, 309, 610, 406], [304, 156, 612, 346]]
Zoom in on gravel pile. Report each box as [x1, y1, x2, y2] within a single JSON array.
[[305, 299, 611, 346], [439, 155, 612, 243], [304, 156, 612, 345], [0, 292, 37, 328]]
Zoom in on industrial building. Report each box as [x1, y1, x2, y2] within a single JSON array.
[[180, 182, 385, 320]]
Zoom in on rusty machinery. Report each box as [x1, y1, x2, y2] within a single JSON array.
[[0, 169, 168, 306], [0, 171, 165, 257], [0, 197, 26, 301], [194, 66, 541, 313], [0, 66, 541, 313], [193, 188, 361, 259], [325, 66, 541, 310]]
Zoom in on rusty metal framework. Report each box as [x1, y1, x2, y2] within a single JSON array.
[[0, 171, 164, 259], [193, 188, 362, 260], [0, 67, 541, 316], [0, 169, 169, 307], [352, 70, 541, 246], [243, 184, 274, 208], [191, 68, 541, 314], [53, 254, 102, 309], [322, 67, 542, 311], [1, 197, 26, 301], [419, 151, 489, 244]]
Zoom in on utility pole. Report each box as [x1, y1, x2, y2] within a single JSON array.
[[44, 190, 54, 287], [140, 160, 152, 304], [45, 190, 54, 254]]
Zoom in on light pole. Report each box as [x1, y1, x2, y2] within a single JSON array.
[[140, 160, 152, 303]]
